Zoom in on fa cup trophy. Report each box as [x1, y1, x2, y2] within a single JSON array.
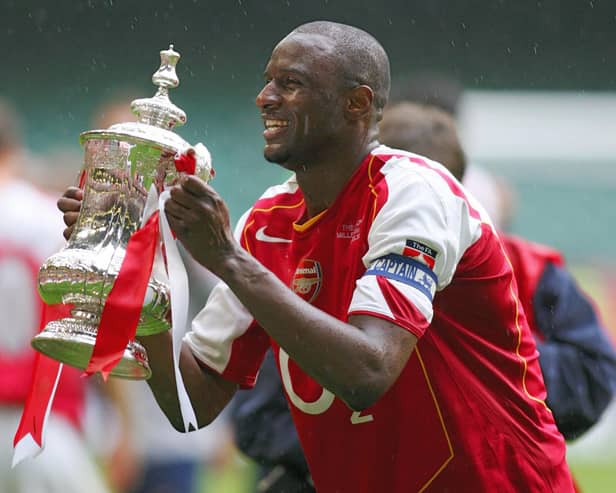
[[32, 45, 213, 379]]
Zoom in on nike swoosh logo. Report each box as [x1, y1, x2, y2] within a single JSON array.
[[255, 226, 292, 243]]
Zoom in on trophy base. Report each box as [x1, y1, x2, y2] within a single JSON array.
[[31, 318, 151, 380]]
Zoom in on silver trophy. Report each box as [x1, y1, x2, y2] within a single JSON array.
[[32, 45, 213, 379]]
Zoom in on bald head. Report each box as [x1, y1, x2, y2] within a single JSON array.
[[289, 21, 391, 120], [379, 102, 466, 181]]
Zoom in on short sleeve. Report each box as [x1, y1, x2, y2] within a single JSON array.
[[348, 157, 482, 338]]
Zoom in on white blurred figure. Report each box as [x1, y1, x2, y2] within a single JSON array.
[[0, 99, 112, 493], [462, 164, 516, 232]]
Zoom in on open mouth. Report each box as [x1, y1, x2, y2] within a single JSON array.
[[263, 119, 289, 139]]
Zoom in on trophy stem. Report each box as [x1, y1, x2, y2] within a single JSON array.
[[31, 303, 151, 380]]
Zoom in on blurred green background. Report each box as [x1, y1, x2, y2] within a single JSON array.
[[3, 0, 615, 242], [2, 1, 615, 491]]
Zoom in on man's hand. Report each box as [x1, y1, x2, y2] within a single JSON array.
[[164, 175, 238, 275], [57, 187, 83, 240]]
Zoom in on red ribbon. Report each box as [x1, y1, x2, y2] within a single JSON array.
[[174, 150, 196, 175], [84, 211, 160, 379], [13, 303, 74, 450]]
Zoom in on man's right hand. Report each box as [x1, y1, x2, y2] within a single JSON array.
[[57, 186, 83, 240]]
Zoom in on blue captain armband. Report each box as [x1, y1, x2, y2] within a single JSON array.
[[365, 253, 437, 301]]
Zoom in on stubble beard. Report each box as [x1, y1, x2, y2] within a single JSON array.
[[263, 145, 291, 166]]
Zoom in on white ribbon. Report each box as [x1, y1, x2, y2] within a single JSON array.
[[158, 190, 198, 432]]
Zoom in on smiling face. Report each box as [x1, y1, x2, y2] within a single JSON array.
[[256, 33, 349, 170]]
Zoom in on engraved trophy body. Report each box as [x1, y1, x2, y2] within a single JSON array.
[[32, 46, 212, 379]]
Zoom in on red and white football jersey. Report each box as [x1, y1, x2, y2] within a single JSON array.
[[0, 179, 84, 429], [185, 146, 574, 492]]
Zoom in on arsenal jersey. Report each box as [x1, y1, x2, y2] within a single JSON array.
[[185, 146, 573, 492]]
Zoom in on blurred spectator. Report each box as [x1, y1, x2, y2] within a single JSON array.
[[462, 164, 516, 232], [389, 71, 520, 231], [389, 70, 464, 116], [0, 99, 112, 492], [379, 100, 616, 440]]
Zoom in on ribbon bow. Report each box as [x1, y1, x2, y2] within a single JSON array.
[[174, 148, 197, 175], [174, 144, 215, 179]]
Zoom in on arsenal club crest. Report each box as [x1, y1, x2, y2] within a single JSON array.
[[292, 258, 322, 303]]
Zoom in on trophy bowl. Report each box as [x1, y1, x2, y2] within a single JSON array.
[[32, 45, 213, 379]]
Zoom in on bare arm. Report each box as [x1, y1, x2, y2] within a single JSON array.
[[165, 176, 418, 410], [138, 331, 238, 431]]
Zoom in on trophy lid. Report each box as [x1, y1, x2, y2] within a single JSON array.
[[81, 45, 191, 155], [130, 44, 187, 130]]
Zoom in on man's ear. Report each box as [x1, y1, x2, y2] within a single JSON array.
[[345, 85, 374, 121]]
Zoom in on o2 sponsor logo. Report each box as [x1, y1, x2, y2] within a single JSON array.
[[279, 348, 374, 425]]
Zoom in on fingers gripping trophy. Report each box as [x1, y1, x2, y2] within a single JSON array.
[[32, 45, 213, 380]]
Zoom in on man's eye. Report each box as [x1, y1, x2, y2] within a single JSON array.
[[284, 77, 301, 86]]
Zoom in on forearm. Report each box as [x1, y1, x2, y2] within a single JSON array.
[[215, 248, 403, 410], [139, 332, 237, 431]]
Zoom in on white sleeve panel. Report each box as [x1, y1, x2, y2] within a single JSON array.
[[349, 155, 482, 323], [350, 275, 433, 323], [183, 280, 255, 375], [364, 156, 482, 289]]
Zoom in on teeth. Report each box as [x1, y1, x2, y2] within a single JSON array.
[[265, 119, 288, 129]]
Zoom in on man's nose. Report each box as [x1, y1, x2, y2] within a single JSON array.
[[256, 80, 280, 109]]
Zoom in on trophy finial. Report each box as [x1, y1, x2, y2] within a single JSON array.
[[152, 44, 181, 93], [130, 44, 187, 129]]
